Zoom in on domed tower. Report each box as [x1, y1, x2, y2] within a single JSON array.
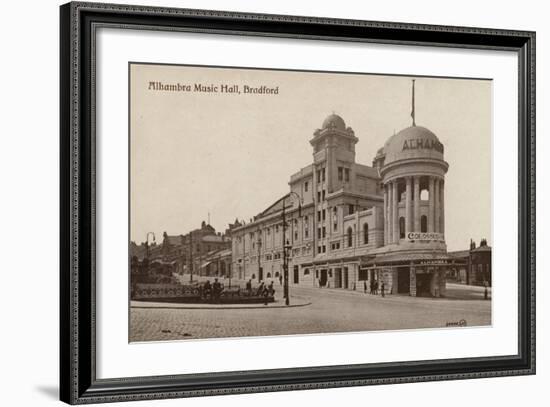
[[310, 113, 358, 193], [379, 125, 448, 249]]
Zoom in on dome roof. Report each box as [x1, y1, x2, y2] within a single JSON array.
[[322, 114, 346, 130], [383, 125, 444, 165]]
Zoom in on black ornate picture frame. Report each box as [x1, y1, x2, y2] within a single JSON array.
[[60, 2, 535, 404]]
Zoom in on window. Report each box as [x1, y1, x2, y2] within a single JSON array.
[[358, 269, 369, 281], [333, 222, 338, 231], [294, 231, 298, 241], [322, 190, 326, 200], [349, 204, 355, 215], [322, 209, 326, 221], [317, 191, 321, 201], [338, 167, 343, 181], [318, 228, 321, 238], [421, 215, 428, 233], [344, 168, 350, 182], [347, 227, 353, 247], [399, 217, 405, 239], [363, 223, 369, 244], [322, 168, 326, 182], [323, 245, 326, 253], [322, 226, 326, 238], [304, 181, 308, 192], [304, 268, 310, 275]]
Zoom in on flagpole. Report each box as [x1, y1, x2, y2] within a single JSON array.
[[411, 79, 416, 127]]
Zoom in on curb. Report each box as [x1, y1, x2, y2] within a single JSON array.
[[130, 300, 312, 310]]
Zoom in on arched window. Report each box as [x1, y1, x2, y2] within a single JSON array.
[[399, 217, 405, 239], [420, 189, 429, 200], [421, 215, 428, 233], [347, 227, 353, 247], [363, 223, 369, 244]]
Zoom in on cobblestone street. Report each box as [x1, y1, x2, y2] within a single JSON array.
[[130, 283, 491, 342]]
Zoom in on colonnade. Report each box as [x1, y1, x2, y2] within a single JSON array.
[[383, 176, 444, 244]]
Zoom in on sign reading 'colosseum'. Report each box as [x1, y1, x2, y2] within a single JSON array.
[[407, 232, 445, 242], [402, 138, 444, 153]]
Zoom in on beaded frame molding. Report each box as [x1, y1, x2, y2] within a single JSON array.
[[60, 2, 535, 404]]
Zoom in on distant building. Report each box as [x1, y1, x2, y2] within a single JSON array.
[[199, 248, 232, 278], [231, 113, 450, 297], [448, 239, 492, 286], [130, 221, 231, 277], [161, 221, 231, 275]]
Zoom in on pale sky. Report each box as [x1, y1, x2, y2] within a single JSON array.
[[130, 63, 492, 251]]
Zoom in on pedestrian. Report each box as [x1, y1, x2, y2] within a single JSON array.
[[257, 282, 265, 296], [279, 274, 283, 285], [268, 281, 275, 296], [364, 280, 367, 294], [203, 280, 212, 300], [374, 280, 378, 295], [212, 278, 221, 303], [246, 279, 252, 296], [381, 281, 385, 297]]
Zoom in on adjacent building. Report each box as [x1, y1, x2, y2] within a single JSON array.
[[231, 112, 452, 297], [448, 239, 492, 286]]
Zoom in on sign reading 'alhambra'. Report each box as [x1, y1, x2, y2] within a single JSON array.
[[403, 138, 444, 153]]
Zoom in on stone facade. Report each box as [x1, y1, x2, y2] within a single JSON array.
[[231, 114, 451, 297]]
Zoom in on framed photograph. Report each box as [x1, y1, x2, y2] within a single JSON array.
[[60, 1, 536, 404]]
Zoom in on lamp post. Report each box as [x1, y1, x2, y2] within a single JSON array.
[[282, 191, 302, 306], [145, 232, 156, 260], [257, 232, 262, 282]]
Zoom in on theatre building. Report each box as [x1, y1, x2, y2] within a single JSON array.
[[231, 112, 450, 297]]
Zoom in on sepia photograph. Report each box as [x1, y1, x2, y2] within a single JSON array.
[[129, 62, 493, 342]]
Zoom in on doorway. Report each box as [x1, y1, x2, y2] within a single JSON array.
[[320, 269, 328, 287], [334, 268, 342, 288], [258, 267, 263, 282], [293, 266, 299, 284], [343, 267, 349, 289], [397, 268, 410, 294], [416, 273, 432, 297]]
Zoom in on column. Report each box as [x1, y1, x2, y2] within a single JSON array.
[[405, 177, 412, 236], [434, 178, 440, 233], [392, 181, 399, 243], [428, 177, 435, 233], [387, 183, 393, 244], [440, 180, 445, 236], [409, 263, 416, 297], [413, 176, 420, 232], [383, 184, 388, 245]]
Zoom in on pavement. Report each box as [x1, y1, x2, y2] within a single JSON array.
[[130, 296, 312, 310], [130, 283, 491, 342]]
